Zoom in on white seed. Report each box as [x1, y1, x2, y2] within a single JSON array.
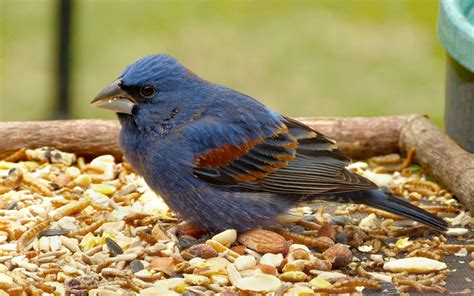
[[140, 278, 185, 295], [210, 274, 229, 286], [363, 171, 393, 187], [28, 205, 48, 219], [446, 228, 469, 236], [348, 161, 368, 170], [184, 274, 211, 285], [63, 265, 81, 275], [110, 253, 137, 262], [234, 255, 256, 271], [0, 256, 13, 263], [234, 274, 281, 292], [212, 229, 237, 246], [85, 189, 110, 207], [39, 236, 50, 252], [359, 213, 378, 231], [65, 166, 81, 178], [279, 271, 307, 282], [311, 271, 347, 281], [189, 257, 206, 267], [60, 236, 80, 253], [90, 155, 116, 181], [370, 254, 384, 263], [383, 257, 447, 273], [368, 272, 392, 282], [89, 289, 124, 296], [57, 216, 80, 232], [226, 263, 241, 285], [71, 174, 92, 187], [289, 244, 310, 253], [454, 248, 468, 257], [259, 253, 284, 268], [358, 245, 373, 253], [49, 236, 62, 252], [98, 221, 125, 232], [282, 259, 306, 272], [244, 248, 262, 261], [16, 260, 38, 272], [310, 277, 331, 288], [114, 183, 137, 196], [0, 273, 13, 287]]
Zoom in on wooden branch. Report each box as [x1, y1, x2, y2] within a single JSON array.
[[0, 120, 122, 160], [399, 115, 474, 211], [300, 115, 412, 159]]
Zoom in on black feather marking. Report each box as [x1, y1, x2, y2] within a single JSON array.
[[251, 143, 294, 157], [317, 189, 448, 232], [246, 150, 281, 164]]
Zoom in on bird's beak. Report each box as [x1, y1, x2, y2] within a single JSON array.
[[91, 79, 136, 115]]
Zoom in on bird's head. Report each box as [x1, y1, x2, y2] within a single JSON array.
[[92, 54, 202, 129]]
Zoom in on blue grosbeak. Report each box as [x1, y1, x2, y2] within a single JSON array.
[[92, 54, 447, 232]]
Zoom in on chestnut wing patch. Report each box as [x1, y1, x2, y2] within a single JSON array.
[[194, 123, 297, 184], [194, 117, 377, 194]]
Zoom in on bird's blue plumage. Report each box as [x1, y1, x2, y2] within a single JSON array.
[[95, 54, 448, 232]]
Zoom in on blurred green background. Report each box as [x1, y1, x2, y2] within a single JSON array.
[[1, 0, 445, 125]]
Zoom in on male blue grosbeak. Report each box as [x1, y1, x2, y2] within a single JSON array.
[[92, 54, 447, 232]]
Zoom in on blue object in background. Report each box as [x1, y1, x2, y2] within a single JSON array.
[[438, 0, 474, 153]]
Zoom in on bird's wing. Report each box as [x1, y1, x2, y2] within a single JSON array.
[[193, 116, 378, 195]]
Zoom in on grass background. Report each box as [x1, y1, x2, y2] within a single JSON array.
[[1, 0, 446, 126]]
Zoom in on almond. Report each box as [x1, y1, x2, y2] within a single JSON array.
[[238, 230, 288, 254], [317, 224, 336, 242], [230, 245, 246, 255], [177, 223, 206, 237]]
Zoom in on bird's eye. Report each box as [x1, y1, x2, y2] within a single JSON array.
[[140, 85, 156, 98]]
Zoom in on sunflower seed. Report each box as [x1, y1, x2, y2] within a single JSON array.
[[105, 238, 123, 257], [130, 259, 145, 273], [38, 228, 70, 238]]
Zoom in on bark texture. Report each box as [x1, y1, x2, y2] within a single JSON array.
[[300, 115, 412, 159], [0, 120, 122, 160], [400, 115, 474, 211]]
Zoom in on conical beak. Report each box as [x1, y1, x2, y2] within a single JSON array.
[[91, 79, 136, 115]]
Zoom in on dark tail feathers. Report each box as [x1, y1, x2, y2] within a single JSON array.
[[321, 189, 448, 232]]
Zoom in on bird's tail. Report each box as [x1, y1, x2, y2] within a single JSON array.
[[319, 189, 448, 232]]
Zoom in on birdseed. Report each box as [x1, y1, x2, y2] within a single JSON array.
[[0, 147, 472, 295]]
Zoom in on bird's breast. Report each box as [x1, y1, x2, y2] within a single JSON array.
[[119, 127, 196, 186]]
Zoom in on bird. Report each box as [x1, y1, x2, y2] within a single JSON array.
[[91, 54, 448, 233]]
